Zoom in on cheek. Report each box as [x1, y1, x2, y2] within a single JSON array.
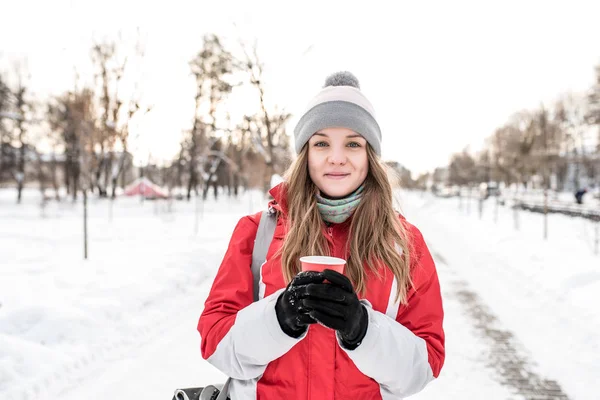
[[307, 149, 320, 181], [354, 152, 369, 174]]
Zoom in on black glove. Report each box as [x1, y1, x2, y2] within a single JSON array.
[[275, 271, 324, 338], [300, 269, 369, 350]]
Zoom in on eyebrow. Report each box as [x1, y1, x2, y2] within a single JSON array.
[[313, 132, 364, 139]]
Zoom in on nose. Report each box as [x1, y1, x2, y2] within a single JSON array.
[[327, 147, 347, 165]]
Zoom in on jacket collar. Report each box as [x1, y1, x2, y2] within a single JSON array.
[[268, 182, 289, 216]]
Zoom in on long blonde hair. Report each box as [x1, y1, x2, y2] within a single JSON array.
[[280, 145, 413, 304]]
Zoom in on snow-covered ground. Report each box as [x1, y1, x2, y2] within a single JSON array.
[[0, 188, 598, 399], [397, 190, 600, 400]]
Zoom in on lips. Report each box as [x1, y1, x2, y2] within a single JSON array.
[[325, 173, 350, 180]]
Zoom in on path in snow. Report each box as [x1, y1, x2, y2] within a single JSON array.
[[431, 249, 570, 400]]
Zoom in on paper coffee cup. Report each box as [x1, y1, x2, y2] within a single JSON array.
[[299, 256, 346, 274]]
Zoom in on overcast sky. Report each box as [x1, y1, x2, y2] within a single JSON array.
[[1, 0, 599, 175]]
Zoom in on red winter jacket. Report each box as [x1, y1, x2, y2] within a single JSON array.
[[198, 183, 445, 399]]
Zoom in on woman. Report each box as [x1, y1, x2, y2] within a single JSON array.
[[198, 72, 445, 399]]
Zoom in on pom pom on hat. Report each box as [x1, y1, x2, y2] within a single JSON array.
[[323, 71, 360, 89]]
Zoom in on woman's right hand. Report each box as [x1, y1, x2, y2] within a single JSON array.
[[275, 271, 325, 338]]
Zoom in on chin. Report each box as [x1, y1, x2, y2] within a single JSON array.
[[319, 184, 358, 199]]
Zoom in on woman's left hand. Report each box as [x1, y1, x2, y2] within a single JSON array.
[[300, 269, 369, 349]]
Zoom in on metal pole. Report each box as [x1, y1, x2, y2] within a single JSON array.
[[594, 219, 599, 256], [194, 191, 200, 235], [467, 186, 471, 215], [494, 195, 499, 224], [249, 188, 254, 214], [543, 188, 548, 240], [541, 106, 549, 240], [513, 194, 520, 231], [83, 188, 88, 259]]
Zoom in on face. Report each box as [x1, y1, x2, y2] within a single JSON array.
[[307, 127, 369, 199]]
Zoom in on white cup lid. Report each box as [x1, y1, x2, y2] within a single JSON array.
[[299, 256, 346, 264]]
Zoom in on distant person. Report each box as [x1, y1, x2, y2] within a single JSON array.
[[198, 71, 445, 399], [575, 188, 587, 204]]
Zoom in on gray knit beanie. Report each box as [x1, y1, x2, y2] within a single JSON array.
[[293, 71, 382, 156]]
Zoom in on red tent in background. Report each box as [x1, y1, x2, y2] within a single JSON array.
[[123, 177, 169, 199]]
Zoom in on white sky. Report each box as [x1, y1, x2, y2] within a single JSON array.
[[1, 0, 599, 175]]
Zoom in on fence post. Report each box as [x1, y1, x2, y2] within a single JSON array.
[[513, 198, 520, 231], [467, 187, 472, 215], [595, 218, 599, 256], [494, 195, 499, 224], [543, 188, 549, 240]]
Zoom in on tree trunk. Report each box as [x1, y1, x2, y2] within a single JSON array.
[[111, 151, 126, 199], [177, 149, 184, 190], [65, 152, 72, 197], [51, 149, 60, 200], [72, 160, 80, 202], [104, 152, 113, 196], [36, 151, 45, 199], [0, 142, 4, 181], [16, 144, 25, 203], [233, 173, 239, 197], [187, 171, 197, 200], [83, 187, 88, 259], [95, 150, 107, 197]]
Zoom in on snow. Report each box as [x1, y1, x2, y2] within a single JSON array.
[[396, 190, 600, 400], [0, 188, 598, 399]]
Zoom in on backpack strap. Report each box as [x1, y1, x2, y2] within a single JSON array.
[[251, 207, 278, 302]]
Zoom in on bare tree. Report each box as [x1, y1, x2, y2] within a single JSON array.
[[0, 73, 13, 182], [90, 35, 149, 198], [475, 150, 492, 184], [553, 93, 590, 190], [48, 88, 96, 201], [188, 34, 238, 200], [13, 73, 32, 203], [586, 64, 600, 142], [448, 148, 477, 186], [90, 41, 116, 196], [241, 42, 292, 192], [586, 64, 600, 185]]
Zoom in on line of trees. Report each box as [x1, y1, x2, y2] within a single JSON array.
[[0, 33, 291, 203], [423, 64, 600, 193]]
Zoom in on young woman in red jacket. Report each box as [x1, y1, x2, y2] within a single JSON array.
[[198, 72, 445, 399]]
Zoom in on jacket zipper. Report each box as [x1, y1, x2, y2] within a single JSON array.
[[328, 226, 336, 257]]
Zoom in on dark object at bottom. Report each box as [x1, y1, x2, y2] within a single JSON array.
[[172, 387, 203, 400], [172, 386, 230, 400]]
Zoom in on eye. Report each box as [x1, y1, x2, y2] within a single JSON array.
[[347, 141, 362, 148], [313, 141, 329, 147]]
